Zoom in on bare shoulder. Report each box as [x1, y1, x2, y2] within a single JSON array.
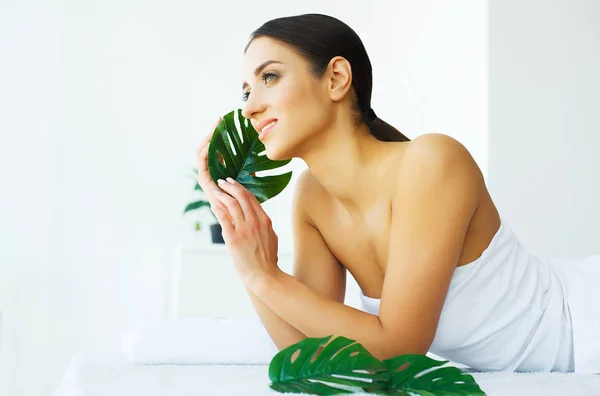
[[405, 133, 474, 164], [394, 133, 485, 210], [294, 168, 328, 200], [292, 168, 330, 223], [294, 168, 320, 192], [401, 133, 483, 184]]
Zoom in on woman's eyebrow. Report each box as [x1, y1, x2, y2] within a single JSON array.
[[242, 60, 283, 90]]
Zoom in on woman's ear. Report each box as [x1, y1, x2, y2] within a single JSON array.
[[326, 56, 353, 102]]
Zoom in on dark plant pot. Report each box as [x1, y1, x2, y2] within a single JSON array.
[[210, 223, 225, 244]]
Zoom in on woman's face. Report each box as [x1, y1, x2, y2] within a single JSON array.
[[242, 37, 331, 160]]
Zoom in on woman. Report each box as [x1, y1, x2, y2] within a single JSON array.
[[195, 13, 600, 373]]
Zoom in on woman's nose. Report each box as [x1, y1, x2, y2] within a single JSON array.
[[241, 92, 266, 120]]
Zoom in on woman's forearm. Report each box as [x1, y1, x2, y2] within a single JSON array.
[[244, 285, 307, 351], [251, 269, 394, 361]]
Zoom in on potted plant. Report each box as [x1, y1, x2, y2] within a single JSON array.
[[183, 108, 293, 244], [183, 170, 225, 243]]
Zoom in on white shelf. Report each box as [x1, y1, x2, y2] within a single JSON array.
[[176, 240, 294, 256], [177, 242, 229, 253], [168, 242, 295, 319]]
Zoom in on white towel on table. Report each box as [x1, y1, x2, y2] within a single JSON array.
[[122, 315, 279, 365]]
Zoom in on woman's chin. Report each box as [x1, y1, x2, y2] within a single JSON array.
[[264, 142, 292, 161]]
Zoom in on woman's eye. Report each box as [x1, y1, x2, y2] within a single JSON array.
[[241, 72, 277, 102], [262, 72, 277, 84]]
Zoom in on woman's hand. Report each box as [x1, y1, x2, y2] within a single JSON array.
[[196, 117, 222, 201], [196, 117, 232, 221], [211, 177, 280, 287]]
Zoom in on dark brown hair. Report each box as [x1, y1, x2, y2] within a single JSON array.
[[245, 13, 410, 142]]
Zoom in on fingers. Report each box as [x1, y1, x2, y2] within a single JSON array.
[[196, 117, 222, 159], [193, 116, 235, 228], [212, 205, 234, 237], [213, 188, 246, 227], [196, 117, 221, 169], [196, 116, 223, 196], [215, 178, 261, 226], [196, 144, 210, 175], [211, 200, 232, 225], [212, 116, 222, 129], [218, 178, 258, 216], [211, 178, 276, 245], [197, 117, 221, 151]]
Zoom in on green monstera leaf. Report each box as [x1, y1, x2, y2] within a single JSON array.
[[268, 336, 486, 396], [208, 108, 292, 203], [381, 354, 485, 395], [268, 335, 391, 395]]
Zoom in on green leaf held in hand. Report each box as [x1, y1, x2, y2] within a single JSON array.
[[208, 108, 293, 203]]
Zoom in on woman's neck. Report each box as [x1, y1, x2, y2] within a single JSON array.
[[298, 120, 399, 212]]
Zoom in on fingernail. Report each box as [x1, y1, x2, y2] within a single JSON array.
[[217, 179, 225, 185], [226, 177, 235, 184]]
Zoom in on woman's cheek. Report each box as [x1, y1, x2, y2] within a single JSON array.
[[277, 85, 294, 108]]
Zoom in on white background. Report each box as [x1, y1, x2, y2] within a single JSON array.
[[488, 0, 600, 259], [1, 0, 597, 395]]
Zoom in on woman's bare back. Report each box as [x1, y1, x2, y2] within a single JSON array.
[[300, 140, 502, 299]]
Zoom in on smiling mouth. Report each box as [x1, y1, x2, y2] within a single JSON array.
[[259, 120, 277, 140]]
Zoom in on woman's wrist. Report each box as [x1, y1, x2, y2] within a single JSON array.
[[245, 266, 282, 296]]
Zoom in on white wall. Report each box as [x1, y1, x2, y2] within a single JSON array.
[[371, 0, 488, 174], [489, 0, 600, 259], [0, 1, 487, 394], [0, 1, 67, 395]]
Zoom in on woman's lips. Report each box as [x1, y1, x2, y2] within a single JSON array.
[[259, 120, 277, 141]]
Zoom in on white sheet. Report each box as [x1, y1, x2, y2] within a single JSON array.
[[54, 352, 600, 396]]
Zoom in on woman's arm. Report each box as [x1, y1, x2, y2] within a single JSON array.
[[245, 170, 346, 351], [250, 134, 482, 361]]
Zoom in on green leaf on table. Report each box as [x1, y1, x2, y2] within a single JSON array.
[[382, 354, 486, 395], [268, 336, 487, 396], [268, 335, 390, 395], [208, 108, 292, 203]]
